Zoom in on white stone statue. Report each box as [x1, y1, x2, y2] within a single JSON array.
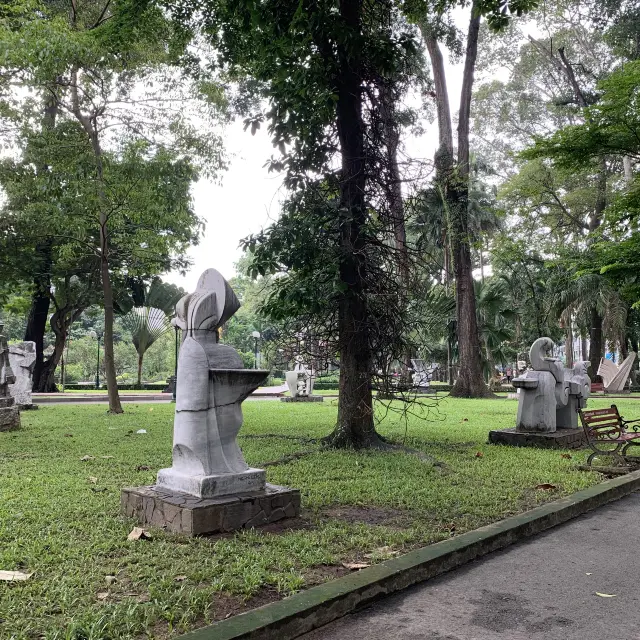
[[285, 356, 315, 397], [8, 342, 36, 407], [597, 353, 636, 393], [156, 269, 269, 498], [513, 337, 590, 432], [410, 358, 431, 389]]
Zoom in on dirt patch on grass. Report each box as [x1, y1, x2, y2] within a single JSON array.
[[322, 505, 411, 527], [304, 563, 351, 586]]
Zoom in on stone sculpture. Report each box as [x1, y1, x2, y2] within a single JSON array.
[[285, 356, 314, 397], [0, 324, 20, 431], [597, 353, 636, 393], [122, 269, 301, 534], [282, 356, 323, 402], [512, 337, 591, 432], [8, 342, 36, 408], [410, 358, 431, 390]]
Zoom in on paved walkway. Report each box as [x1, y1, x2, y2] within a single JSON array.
[[302, 493, 640, 640]]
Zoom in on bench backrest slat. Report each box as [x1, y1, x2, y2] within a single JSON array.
[[579, 405, 623, 442]]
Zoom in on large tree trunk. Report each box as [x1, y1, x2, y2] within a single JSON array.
[[565, 312, 574, 368], [137, 352, 143, 388], [326, 0, 380, 449], [450, 4, 490, 398], [589, 307, 604, 381], [25, 260, 53, 392]]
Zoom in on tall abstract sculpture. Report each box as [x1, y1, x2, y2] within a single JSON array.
[[122, 269, 301, 535], [8, 342, 36, 408], [512, 337, 591, 432], [597, 353, 636, 393], [0, 324, 20, 431]]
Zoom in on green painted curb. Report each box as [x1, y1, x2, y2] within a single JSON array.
[[179, 469, 640, 640]]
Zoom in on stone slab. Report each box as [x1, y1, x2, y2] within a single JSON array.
[[176, 469, 640, 640], [157, 467, 266, 498], [488, 427, 586, 449], [280, 396, 324, 403], [121, 483, 301, 536], [0, 406, 20, 432]]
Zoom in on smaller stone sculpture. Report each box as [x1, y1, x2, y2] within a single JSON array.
[[0, 324, 20, 431], [410, 359, 431, 390], [285, 356, 315, 397], [597, 353, 636, 393], [8, 342, 36, 408], [512, 337, 590, 432]]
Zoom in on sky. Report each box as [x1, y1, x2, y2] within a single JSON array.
[[164, 36, 468, 292]]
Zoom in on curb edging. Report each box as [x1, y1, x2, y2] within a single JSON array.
[[179, 469, 640, 640]]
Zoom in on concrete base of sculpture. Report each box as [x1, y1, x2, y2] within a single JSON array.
[[489, 427, 586, 450], [121, 483, 301, 536], [280, 395, 324, 403], [156, 467, 266, 498], [0, 397, 20, 431]]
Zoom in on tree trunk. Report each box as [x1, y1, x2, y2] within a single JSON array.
[[581, 334, 588, 362], [565, 313, 574, 368], [325, 0, 380, 449], [589, 307, 604, 381], [450, 4, 490, 398], [25, 262, 53, 392], [137, 352, 143, 388]]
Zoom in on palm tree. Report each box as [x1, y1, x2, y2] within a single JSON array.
[[120, 278, 185, 388]]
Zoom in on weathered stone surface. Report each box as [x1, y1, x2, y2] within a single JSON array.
[[285, 356, 316, 398], [0, 323, 19, 431], [121, 484, 301, 536], [8, 342, 36, 408], [0, 406, 20, 432], [280, 395, 324, 403], [512, 337, 590, 433], [156, 268, 270, 498], [488, 427, 587, 450]]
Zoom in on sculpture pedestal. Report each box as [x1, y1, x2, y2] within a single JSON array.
[[280, 396, 324, 403], [121, 484, 301, 536], [156, 467, 266, 498], [488, 427, 586, 450], [0, 398, 20, 432]]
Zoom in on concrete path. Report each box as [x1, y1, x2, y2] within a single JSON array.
[[302, 493, 640, 640]]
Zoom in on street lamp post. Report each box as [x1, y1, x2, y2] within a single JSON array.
[[95, 331, 102, 390], [251, 330, 261, 369]]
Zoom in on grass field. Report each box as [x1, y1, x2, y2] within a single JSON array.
[[1, 397, 636, 639]]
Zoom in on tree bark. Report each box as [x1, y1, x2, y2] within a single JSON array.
[[450, 3, 489, 398], [565, 312, 574, 368], [137, 352, 143, 388], [589, 307, 604, 381], [325, 0, 380, 449]]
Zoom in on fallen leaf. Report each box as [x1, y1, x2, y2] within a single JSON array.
[[105, 575, 116, 585], [127, 527, 152, 541], [97, 592, 109, 601], [535, 483, 557, 491], [475, 452, 484, 458], [136, 429, 147, 434], [0, 570, 32, 581], [174, 575, 188, 582], [136, 465, 150, 471], [91, 487, 107, 493], [88, 477, 98, 484], [445, 522, 456, 532], [64, 433, 73, 438], [342, 562, 370, 570], [462, 418, 469, 422], [80, 455, 95, 462], [595, 592, 616, 598], [561, 453, 572, 459]]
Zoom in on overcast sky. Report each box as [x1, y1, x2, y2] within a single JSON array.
[[164, 38, 469, 292]]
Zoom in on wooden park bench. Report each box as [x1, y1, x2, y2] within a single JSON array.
[[579, 405, 640, 466]]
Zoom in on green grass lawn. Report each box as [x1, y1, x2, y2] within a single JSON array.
[[1, 397, 636, 639]]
